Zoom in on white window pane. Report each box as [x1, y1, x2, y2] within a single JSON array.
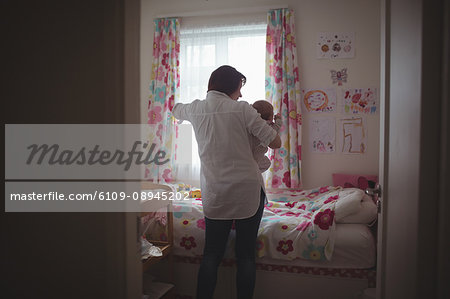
[[201, 45, 215, 66], [228, 35, 266, 104], [185, 45, 216, 67]]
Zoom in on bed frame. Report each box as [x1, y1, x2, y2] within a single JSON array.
[[170, 256, 375, 299]]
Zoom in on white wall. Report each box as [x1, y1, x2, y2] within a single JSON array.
[[141, 0, 380, 189]]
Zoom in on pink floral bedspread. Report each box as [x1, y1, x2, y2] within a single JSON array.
[[145, 186, 343, 262]]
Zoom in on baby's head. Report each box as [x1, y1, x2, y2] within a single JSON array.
[[252, 100, 274, 121]]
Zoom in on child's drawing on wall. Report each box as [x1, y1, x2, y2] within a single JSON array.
[[310, 117, 335, 153], [338, 117, 367, 154], [317, 32, 355, 59], [330, 68, 348, 86], [302, 88, 336, 113], [342, 87, 378, 114]]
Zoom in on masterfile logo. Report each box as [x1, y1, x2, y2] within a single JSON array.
[[25, 141, 169, 171], [5, 124, 170, 179]]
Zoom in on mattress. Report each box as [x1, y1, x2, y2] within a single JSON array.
[[257, 223, 376, 269]]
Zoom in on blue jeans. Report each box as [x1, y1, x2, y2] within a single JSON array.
[[196, 189, 265, 299]]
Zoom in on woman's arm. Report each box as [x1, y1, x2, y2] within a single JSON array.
[[268, 134, 281, 149], [172, 102, 192, 121]]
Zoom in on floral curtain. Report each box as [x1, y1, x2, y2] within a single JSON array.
[[265, 9, 302, 189], [146, 18, 180, 183]]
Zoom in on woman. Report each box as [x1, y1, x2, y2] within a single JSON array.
[[172, 65, 281, 299]]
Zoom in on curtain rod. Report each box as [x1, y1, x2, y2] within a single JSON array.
[[155, 4, 288, 19]]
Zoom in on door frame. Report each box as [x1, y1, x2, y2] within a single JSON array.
[[124, 1, 450, 298], [124, 0, 142, 298], [376, 0, 390, 297]]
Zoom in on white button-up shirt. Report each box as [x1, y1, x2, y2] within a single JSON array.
[[172, 91, 277, 219]]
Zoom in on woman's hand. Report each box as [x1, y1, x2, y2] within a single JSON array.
[[274, 113, 282, 127], [274, 113, 281, 121]]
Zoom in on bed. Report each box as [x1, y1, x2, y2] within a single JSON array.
[[142, 184, 378, 299]]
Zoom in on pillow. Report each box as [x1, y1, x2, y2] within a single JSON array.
[[337, 194, 378, 224], [332, 173, 378, 190], [334, 188, 365, 221]]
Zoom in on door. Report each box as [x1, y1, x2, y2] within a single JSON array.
[[377, 0, 448, 298]]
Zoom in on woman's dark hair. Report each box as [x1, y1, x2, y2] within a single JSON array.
[[207, 65, 246, 96]]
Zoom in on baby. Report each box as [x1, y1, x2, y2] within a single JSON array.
[[251, 100, 282, 173]]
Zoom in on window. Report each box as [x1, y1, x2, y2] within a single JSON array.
[[179, 24, 266, 104], [176, 22, 267, 186]]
